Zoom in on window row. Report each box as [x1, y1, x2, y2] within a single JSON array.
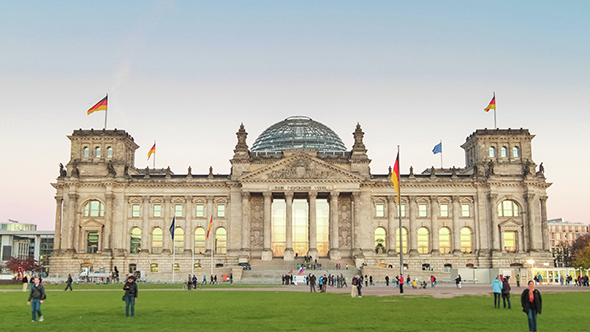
[[82, 200, 226, 218], [82, 146, 113, 158], [488, 146, 519, 158], [129, 226, 226, 255], [375, 203, 471, 218]]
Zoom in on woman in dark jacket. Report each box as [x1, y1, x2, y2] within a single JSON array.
[[502, 276, 511, 309], [521, 280, 542, 332], [123, 276, 138, 317]]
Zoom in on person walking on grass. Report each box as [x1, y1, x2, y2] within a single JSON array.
[[492, 275, 503, 309], [521, 280, 542, 332], [502, 276, 511, 309], [123, 276, 138, 317], [65, 274, 73, 291], [27, 277, 46, 322], [22, 275, 28, 292]]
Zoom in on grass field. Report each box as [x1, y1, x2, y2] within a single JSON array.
[[2, 286, 588, 331]]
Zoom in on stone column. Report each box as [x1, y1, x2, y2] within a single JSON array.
[[308, 191, 318, 259], [489, 193, 499, 253], [184, 196, 192, 253], [206, 196, 214, 254], [408, 196, 419, 256], [352, 192, 361, 256], [141, 196, 150, 253], [387, 195, 397, 255], [162, 196, 171, 254], [103, 192, 114, 253], [526, 193, 539, 251], [54, 196, 63, 250], [329, 191, 340, 260], [69, 193, 79, 253], [452, 196, 461, 254], [284, 192, 294, 260], [241, 192, 250, 252], [261, 192, 273, 260], [540, 196, 549, 251], [430, 196, 439, 255]]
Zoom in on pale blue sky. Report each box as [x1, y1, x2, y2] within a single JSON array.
[[1, 1, 589, 230]]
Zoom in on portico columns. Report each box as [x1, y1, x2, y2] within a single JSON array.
[[54, 196, 63, 251], [162, 196, 171, 254], [308, 191, 318, 260], [261, 192, 273, 260], [329, 191, 341, 260], [540, 196, 549, 251], [489, 193, 500, 253], [284, 192, 294, 260]]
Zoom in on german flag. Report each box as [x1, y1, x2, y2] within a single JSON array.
[[484, 93, 496, 112], [147, 143, 156, 160], [390, 152, 400, 202], [87, 95, 108, 115], [206, 216, 213, 239]]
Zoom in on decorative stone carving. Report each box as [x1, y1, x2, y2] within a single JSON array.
[[268, 158, 335, 179], [338, 194, 352, 248], [59, 163, 67, 177], [70, 160, 80, 178], [250, 195, 264, 249], [107, 160, 116, 176]]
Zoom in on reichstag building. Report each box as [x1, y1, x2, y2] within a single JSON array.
[[49, 116, 552, 280]]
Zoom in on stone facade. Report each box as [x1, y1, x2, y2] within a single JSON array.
[[49, 124, 552, 281]]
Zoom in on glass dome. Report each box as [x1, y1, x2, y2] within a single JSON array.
[[251, 116, 347, 152]]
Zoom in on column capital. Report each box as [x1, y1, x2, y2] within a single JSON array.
[[540, 195, 548, 203], [285, 191, 294, 200], [242, 191, 250, 199], [54, 195, 63, 202], [487, 193, 498, 201], [68, 193, 79, 200], [185, 195, 192, 201], [526, 193, 536, 201], [142, 195, 149, 202], [387, 195, 396, 203], [330, 191, 340, 199], [163, 195, 171, 202], [408, 195, 417, 203], [206, 195, 214, 202], [308, 191, 318, 199], [429, 195, 438, 202], [452, 195, 461, 203], [352, 191, 361, 199]]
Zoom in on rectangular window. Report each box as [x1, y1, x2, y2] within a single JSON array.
[[132, 204, 140, 218], [461, 204, 470, 217], [174, 263, 180, 271], [196, 204, 204, 217], [175, 204, 183, 217], [439, 204, 448, 217], [153, 204, 161, 218], [399, 204, 406, 218], [419, 204, 427, 217], [150, 263, 158, 272], [376, 203, 384, 217], [503, 231, 516, 252], [217, 204, 225, 218], [86, 232, 99, 253]]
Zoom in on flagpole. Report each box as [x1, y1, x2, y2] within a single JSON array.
[[440, 140, 443, 169], [397, 145, 403, 294], [493, 92, 497, 129], [153, 141, 156, 169], [104, 93, 108, 129], [173, 239, 175, 283], [210, 218, 214, 284]]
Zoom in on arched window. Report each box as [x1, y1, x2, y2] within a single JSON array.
[[106, 147, 113, 158], [194, 227, 206, 254], [395, 228, 408, 254], [83, 147, 89, 158], [460, 227, 472, 253], [130, 227, 141, 254], [439, 227, 451, 254], [498, 200, 519, 217], [512, 146, 519, 157], [83, 200, 104, 217], [489, 146, 495, 157], [374, 227, 386, 254], [501, 146, 507, 157], [174, 227, 184, 254], [215, 228, 227, 254], [95, 146, 101, 158], [152, 228, 162, 254], [417, 227, 429, 254]]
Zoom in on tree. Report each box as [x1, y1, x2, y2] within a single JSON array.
[[572, 244, 590, 270], [571, 234, 590, 266], [5, 256, 42, 273]]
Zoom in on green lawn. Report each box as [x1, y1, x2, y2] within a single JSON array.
[[1, 288, 588, 331]]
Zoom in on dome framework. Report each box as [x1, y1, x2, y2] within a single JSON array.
[[251, 116, 347, 152]]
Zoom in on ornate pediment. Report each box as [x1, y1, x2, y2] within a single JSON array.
[[80, 220, 105, 229], [498, 219, 522, 230], [240, 153, 363, 183]]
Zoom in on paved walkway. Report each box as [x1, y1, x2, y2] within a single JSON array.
[[3, 284, 589, 298]]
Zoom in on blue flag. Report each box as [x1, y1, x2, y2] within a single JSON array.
[[432, 142, 442, 154], [169, 216, 175, 240]]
